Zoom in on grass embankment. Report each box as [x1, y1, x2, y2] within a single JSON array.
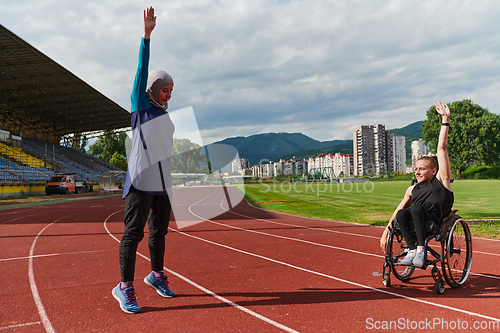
[[243, 179, 500, 239]]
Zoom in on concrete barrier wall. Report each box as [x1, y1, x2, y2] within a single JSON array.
[[0, 185, 45, 198]]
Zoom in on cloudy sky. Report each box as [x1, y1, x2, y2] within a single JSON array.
[[2, 0, 500, 144]]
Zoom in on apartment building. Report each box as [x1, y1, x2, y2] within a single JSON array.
[[353, 124, 391, 176], [333, 152, 354, 177], [308, 153, 335, 179], [391, 134, 406, 173], [295, 160, 307, 176], [411, 140, 430, 157], [251, 164, 262, 178], [411, 140, 431, 171], [262, 162, 274, 177], [251, 158, 308, 178], [231, 158, 250, 172]]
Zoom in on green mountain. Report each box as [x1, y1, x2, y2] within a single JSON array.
[[277, 121, 423, 162], [209, 121, 423, 166], [209, 133, 349, 165], [278, 141, 353, 161]]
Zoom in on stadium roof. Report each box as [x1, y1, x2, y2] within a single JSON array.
[[0, 24, 131, 144]]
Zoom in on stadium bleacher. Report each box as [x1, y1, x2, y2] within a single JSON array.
[[1, 24, 130, 191], [0, 138, 121, 186]]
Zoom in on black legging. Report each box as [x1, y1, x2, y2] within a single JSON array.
[[396, 203, 440, 250], [119, 186, 171, 282]]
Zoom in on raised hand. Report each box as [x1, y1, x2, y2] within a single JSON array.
[[434, 101, 451, 120], [143, 6, 157, 39]]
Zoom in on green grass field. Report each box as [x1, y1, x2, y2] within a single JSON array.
[[243, 179, 500, 238]]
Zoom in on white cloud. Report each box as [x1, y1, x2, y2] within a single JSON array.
[[2, 0, 500, 144]]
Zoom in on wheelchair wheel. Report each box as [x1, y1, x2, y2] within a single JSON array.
[[383, 272, 391, 287], [433, 278, 445, 294], [441, 215, 472, 288], [387, 230, 415, 281]]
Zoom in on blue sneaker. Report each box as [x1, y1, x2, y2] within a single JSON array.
[[144, 272, 175, 298], [112, 283, 141, 314]]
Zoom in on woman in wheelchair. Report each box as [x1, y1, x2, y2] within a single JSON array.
[[380, 101, 453, 268]]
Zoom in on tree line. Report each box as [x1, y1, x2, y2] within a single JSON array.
[[422, 99, 500, 178], [73, 131, 208, 173], [71, 99, 499, 178]]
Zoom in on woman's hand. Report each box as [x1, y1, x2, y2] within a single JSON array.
[[434, 101, 450, 122], [380, 227, 389, 253], [143, 6, 157, 39]]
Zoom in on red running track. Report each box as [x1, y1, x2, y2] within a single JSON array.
[[1, 186, 500, 332]]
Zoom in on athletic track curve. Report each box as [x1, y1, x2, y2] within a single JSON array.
[[1, 186, 499, 332]]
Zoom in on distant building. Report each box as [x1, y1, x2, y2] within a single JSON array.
[[333, 152, 354, 177], [283, 159, 295, 176], [307, 156, 318, 175], [251, 164, 262, 178], [295, 159, 307, 176], [353, 124, 391, 176], [232, 158, 250, 172], [391, 134, 406, 173], [308, 153, 334, 179], [251, 158, 308, 178], [273, 159, 285, 177], [411, 140, 430, 157], [262, 163, 274, 177], [411, 140, 431, 172]]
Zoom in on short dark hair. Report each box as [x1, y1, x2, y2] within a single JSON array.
[[417, 155, 438, 171]]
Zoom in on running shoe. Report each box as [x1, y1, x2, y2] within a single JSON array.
[[399, 249, 416, 265], [413, 248, 425, 268], [144, 272, 175, 298], [112, 283, 141, 314]]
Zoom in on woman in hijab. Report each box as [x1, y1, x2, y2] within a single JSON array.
[[112, 6, 176, 314]]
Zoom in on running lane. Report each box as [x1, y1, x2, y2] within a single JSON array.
[[1, 187, 499, 332]]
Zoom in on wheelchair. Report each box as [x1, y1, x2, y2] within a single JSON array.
[[382, 210, 472, 294]]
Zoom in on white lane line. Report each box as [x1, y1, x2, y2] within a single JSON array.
[[28, 208, 92, 333], [217, 201, 500, 280], [183, 192, 500, 321], [215, 194, 500, 261], [1, 201, 91, 224], [0, 322, 42, 330], [185, 192, 500, 281], [246, 200, 380, 239], [29, 223, 56, 333], [103, 208, 299, 333], [243, 193, 500, 252], [470, 272, 500, 280], [5, 253, 61, 262], [188, 200, 383, 259], [475, 250, 500, 257], [1, 250, 111, 262], [1, 212, 48, 225], [171, 224, 500, 323], [225, 198, 500, 281]]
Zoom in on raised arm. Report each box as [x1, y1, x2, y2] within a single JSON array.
[[131, 7, 156, 112], [143, 6, 156, 39], [434, 101, 452, 191]]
